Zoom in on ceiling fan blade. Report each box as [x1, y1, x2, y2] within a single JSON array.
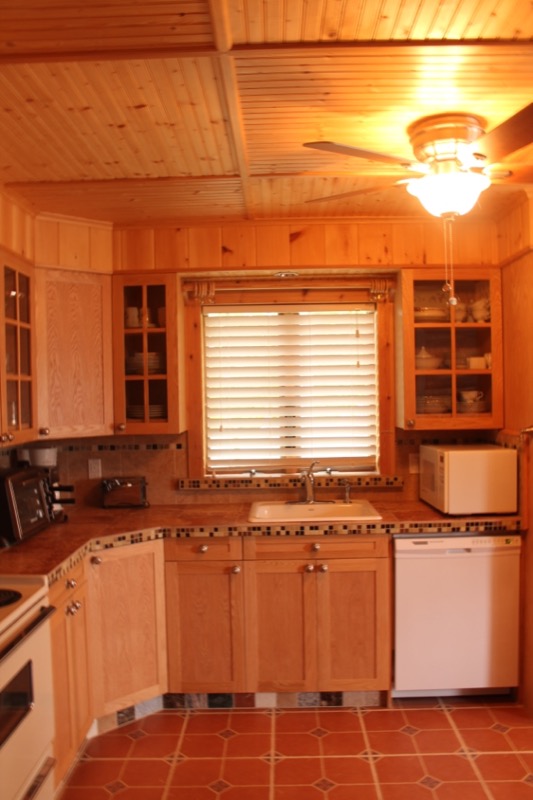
[[496, 164, 533, 184], [303, 141, 418, 168], [306, 181, 404, 204], [473, 103, 533, 162]]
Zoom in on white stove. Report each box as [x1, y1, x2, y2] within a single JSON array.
[[0, 574, 48, 643], [0, 574, 55, 800]]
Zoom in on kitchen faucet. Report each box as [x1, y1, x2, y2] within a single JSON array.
[[301, 460, 320, 503]]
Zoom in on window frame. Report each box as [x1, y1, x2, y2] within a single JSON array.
[[182, 276, 396, 478]]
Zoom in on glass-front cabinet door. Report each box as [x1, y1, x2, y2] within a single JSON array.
[[1, 259, 37, 444], [395, 268, 503, 430], [112, 274, 179, 434]]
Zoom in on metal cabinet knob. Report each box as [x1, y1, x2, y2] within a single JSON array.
[[73, 600, 82, 610], [319, 563, 329, 573], [0, 433, 8, 443], [231, 565, 241, 574], [407, 418, 415, 428], [66, 603, 76, 616], [311, 542, 321, 552], [66, 578, 77, 589], [90, 556, 102, 566], [305, 564, 315, 573], [117, 423, 126, 432], [39, 427, 50, 436], [6, 433, 14, 442], [198, 544, 209, 553]]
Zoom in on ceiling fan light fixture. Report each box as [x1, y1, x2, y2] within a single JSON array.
[[406, 169, 491, 217]]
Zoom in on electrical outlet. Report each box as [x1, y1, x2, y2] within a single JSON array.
[[88, 458, 102, 479]]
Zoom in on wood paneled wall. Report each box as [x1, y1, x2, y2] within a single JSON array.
[[0, 190, 34, 261], [34, 214, 113, 273], [113, 218, 499, 272]]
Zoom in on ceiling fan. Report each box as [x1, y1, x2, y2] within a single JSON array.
[[304, 103, 533, 216]]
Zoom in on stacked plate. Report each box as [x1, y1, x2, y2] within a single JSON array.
[[126, 352, 164, 374], [416, 395, 452, 414], [414, 307, 449, 322], [127, 404, 166, 419]]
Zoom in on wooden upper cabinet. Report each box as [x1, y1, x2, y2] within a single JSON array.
[[112, 273, 179, 434], [0, 253, 38, 444], [395, 268, 503, 430], [34, 268, 114, 438]]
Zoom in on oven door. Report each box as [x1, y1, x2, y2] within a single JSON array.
[[0, 606, 56, 800]]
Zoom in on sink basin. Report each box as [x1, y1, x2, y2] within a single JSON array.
[[248, 500, 382, 524]]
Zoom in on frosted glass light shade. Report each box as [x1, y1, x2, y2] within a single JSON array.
[[407, 171, 491, 217]]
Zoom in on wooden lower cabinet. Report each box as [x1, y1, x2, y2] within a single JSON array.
[[87, 540, 167, 716], [243, 536, 391, 693], [49, 561, 92, 788], [164, 537, 245, 692]]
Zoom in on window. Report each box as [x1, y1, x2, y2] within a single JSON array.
[[203, 306, 378, 472], [183, 277, 395, 477]]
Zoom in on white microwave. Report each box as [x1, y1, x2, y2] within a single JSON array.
[[419, 444, 518, 515]]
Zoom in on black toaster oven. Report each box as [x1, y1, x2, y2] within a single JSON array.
[[101, 476, 149, 508], [0, 467, 52, 547]]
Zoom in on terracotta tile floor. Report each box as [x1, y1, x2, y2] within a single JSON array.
[[58, 698, 533, 800]]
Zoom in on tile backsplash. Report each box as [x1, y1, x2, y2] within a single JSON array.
[[0, 428, 499, 509]]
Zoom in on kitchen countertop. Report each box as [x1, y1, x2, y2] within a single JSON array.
[[0, 501, 522, 584]]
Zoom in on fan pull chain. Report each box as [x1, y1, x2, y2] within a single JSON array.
[[442, 214, 458, 306]]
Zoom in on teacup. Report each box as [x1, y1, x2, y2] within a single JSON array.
[[460, 389, 484, 402]]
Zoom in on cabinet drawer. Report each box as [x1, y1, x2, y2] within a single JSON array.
[[49, 561, 86, 605], [243, 535, 390, 560], [165, 537, 243, 561]]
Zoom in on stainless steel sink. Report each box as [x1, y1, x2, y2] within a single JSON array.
[[248, 499, 382, 523]]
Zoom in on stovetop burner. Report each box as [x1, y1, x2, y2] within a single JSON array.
[[0, 588, 23, 607]]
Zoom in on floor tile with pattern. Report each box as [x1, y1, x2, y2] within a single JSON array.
[[58, 699, 533, 799]]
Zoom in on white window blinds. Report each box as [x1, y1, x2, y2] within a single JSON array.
[[203, 305, 379, 473]]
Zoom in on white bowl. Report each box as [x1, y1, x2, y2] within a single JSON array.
[[415, 355, 442, 369]]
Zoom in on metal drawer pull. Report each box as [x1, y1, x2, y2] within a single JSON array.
[[319, 564, 329, 573], [66, 578, 77, 589], [199, 544, 209, 553], [311, 542, 321, 551], [90, 556, 102, 565], [305, 564, 315, 573], [231, 565, 241, 574]]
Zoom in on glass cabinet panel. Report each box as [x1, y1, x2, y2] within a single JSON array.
[[114, 275, 178, 432], [2, 264, 34, 439], [397, 270, 501, 430]]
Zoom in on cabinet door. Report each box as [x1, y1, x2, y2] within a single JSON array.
[[34, 268, 114, 438], [88, 541, 167, 716], [0, 255, 37, 444], [112, 274, 179, 434], [316, 558, 391, 691], [244, 559, 318, 692], [50, 571, 92, 787], [395, 268, 503, 430], [165, 559, 245, 692]]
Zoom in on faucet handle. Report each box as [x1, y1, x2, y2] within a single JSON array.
[[340, 479, 352, 504]]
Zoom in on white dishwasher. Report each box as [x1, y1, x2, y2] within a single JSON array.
[[394, 535, 521, 695]]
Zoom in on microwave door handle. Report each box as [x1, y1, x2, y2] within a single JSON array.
[[0, 605, 56, 665]]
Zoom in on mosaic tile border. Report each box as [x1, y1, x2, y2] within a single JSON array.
[[96, 690, 384, 734], [47, 516, 522, 589], [178, 475, 403, 490]]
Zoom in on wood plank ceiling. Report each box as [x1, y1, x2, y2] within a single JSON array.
[[0, 0, 532, 225]]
